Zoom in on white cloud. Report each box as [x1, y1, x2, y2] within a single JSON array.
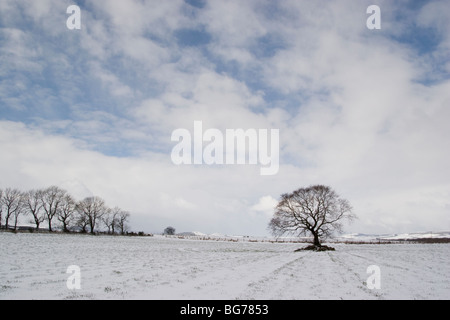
[[1, 0, 449, 236], [0, 121, 279, 235], [251, 196, 278, 217]]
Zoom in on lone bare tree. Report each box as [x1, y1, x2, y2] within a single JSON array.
[[268, 185, 355, 250]]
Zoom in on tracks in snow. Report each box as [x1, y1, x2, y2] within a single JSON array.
[[237, 248, 384, 300]]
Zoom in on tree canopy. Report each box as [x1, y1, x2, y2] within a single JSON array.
[[268, 185, 355, 249]]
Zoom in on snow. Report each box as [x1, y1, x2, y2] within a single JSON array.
[[0, 232, 449, 300], [337, 231, 450, 242]]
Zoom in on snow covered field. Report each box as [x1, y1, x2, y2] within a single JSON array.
[[1, 232, 449, 300]]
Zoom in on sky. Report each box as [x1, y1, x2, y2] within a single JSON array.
[[1, 0, 449, 236]]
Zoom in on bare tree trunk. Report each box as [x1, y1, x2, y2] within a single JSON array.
[[312, 232, 321, 247], [13, 212, 20, 231], [62, 222, 69, 233]]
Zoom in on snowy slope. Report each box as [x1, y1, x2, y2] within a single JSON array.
[[338, 231, 450, 242], [174, 230, 450, 243], [1, 232, 449, 300]]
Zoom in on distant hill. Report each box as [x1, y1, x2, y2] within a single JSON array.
[[174, 230, 450, 243], [176, 231, 207, 237], [337, 231, 450, 242]]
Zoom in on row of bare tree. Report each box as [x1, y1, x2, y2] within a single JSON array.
[[0, 186, 130, 234]]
